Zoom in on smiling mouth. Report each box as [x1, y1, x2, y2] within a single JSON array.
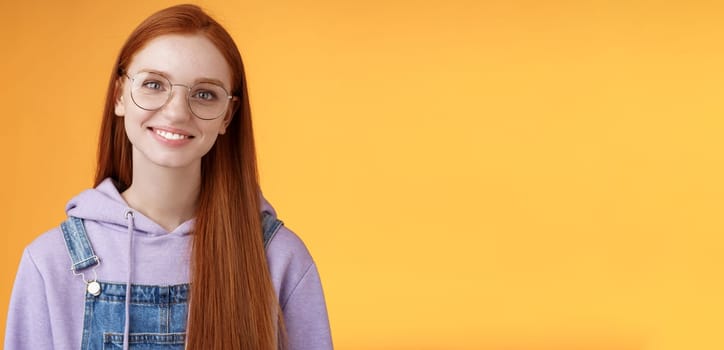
[[150, 128, 194, 140]]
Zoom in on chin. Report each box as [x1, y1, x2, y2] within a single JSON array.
[[143, 154, 201, 170], [155, 159, 199, 169]]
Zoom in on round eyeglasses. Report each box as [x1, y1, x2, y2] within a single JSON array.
[[123, 71, 237, 120]]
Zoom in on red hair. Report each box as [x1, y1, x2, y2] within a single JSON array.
[[95, 4, 285, 349]]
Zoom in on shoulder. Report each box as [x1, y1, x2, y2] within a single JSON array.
[[264, 224, 333, 347], [24, 226, 71, 276], [14, 225, 83, 298], [265, 224, 318, 304], [266, 224, 313, 262]]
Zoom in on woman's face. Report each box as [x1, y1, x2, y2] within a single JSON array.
[[115, 34, 233, 171]]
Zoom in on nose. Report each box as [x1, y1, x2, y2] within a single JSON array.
[[161, 85, 192, 121]]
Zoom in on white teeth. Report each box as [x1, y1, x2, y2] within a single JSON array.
[[155, 129, 188, 140]]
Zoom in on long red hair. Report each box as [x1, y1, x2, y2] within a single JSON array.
[[94, 4, 284, 349]]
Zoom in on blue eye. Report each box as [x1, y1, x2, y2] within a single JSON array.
[[142, 81, 163, 90], [193, 90, 217, 101]]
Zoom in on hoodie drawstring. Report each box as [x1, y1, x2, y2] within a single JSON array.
[[123, 209, 135, 350]]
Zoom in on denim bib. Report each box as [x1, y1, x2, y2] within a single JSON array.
[[60, 213, 283, 350]]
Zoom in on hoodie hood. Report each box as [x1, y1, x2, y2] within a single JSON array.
[[65, 178, 278, 236]]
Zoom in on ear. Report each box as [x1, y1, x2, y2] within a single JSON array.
[[219, 99, 238, 135], [218, 114, 232, 135], [114, 95, 126, 117], [114, 79, 126, 117]]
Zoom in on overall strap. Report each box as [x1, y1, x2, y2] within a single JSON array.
[[60, 213, 281, 271], [261, 211, 284, 248], [60, 216, 100, 273]]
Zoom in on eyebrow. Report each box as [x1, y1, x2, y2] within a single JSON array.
[[137, 68, 228, 87]]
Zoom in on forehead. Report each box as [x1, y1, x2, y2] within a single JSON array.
[[126, 34, 232, 87]]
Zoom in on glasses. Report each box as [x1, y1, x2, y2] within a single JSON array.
[[123, 71, 237, 120]]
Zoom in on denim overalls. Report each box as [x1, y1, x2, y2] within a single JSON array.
[[60, 212, 283, 350]]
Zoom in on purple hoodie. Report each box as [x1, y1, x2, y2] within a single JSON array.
[[4, 178, 333, 349]]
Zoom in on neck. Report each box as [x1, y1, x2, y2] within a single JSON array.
[[121, 157, 201, 232]]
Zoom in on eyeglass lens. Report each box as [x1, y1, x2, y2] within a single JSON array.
[[129, 72, 230, 120]]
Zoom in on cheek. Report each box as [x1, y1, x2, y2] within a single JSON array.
[[200, 124, 225, 151], [122, 115, 139, 143], [122, 110, 153, 138], [202, 119, 228, 136]]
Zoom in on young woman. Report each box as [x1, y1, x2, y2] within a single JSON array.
[[5, 4, 332, 350]]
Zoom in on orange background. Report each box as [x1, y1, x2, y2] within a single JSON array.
[[2, 1, 724, 349]]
